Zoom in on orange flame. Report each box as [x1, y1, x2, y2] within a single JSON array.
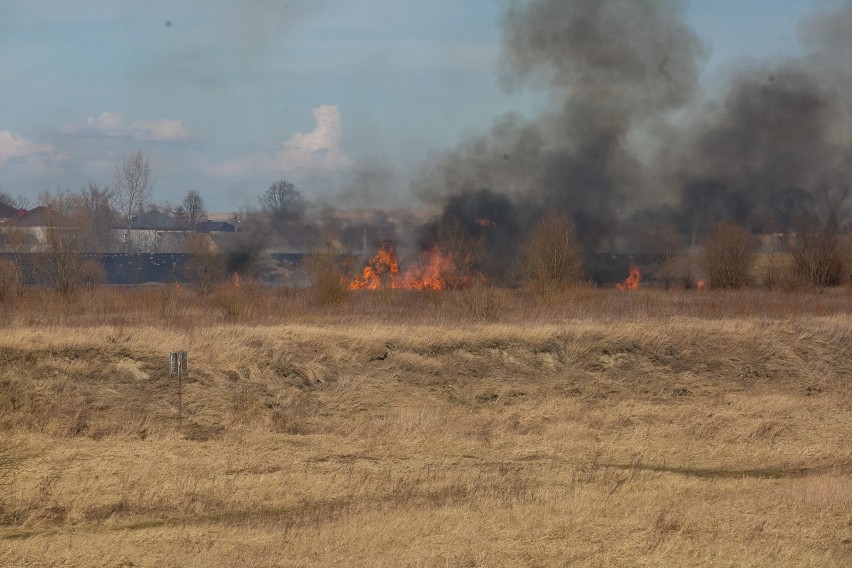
[[403, 248, 453, 290], [350, 243, 401, 290], [696, 279, 706, 291], [350, 244, 475, 291], [476, 218, 497, 229], [616, 264, 641, 291], [233, 272, 241, 288]]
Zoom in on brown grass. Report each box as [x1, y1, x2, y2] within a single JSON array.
[[1, 285, 851, 566]]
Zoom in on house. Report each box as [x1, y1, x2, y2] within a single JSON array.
[[0, 206, 64, 253], [0, 202, 25, 222]]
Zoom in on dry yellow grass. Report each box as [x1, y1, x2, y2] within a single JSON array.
[[1, 287, 851, 566]]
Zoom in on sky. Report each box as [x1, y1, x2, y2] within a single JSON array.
[[0, 0, 824, 213]]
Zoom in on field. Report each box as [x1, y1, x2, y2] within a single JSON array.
[[1, 286, 851, 566]]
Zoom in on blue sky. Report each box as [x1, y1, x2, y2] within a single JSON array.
[[0, 0, 823, 212]]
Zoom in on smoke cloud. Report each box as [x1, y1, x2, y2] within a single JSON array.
[[414, 0, 852, 264]]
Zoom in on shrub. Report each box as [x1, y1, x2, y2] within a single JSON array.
[[521, 211, 583, 299], [185, 234, 226, 294], [703, 222, 754, 289], [790, 229, 844, 288]]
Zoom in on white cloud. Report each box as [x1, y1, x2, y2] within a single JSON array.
[[130, 118, 193, 142], [64, 112, 192, 141], [0, 130, 55, 165], [213, 105, 350, 176]]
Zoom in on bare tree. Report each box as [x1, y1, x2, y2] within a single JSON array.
[[36, 192, 89, 296], [175, 189, 207, 232], [112, 151, 153, 251], [76, 182, 118, 252], [0, 188, 30, 209], [259, 181, 306, 231]]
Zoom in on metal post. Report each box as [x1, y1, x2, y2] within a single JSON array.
[[170, 351, 188, 424]]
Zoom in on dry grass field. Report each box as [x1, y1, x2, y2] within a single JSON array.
[[1, 286, 851, 566]]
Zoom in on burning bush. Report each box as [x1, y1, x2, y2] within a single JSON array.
[[616, 264, 641, 291], [350, 242, 400, 290], [420, 218, 484, 289]]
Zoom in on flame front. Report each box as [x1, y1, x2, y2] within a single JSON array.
[[233, 272, 241, 288], [696, 279, 706, 291], [616, 264, 641, 291], [350, 244, 464, 291], [403, 248, 452, 290], [350, 243, 401, 290]]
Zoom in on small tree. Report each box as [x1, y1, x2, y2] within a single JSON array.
[[703, 222, 754, 289], [521, 211, 584, 298], [113, 151, 153, 251], [176, 190, 207, 232]]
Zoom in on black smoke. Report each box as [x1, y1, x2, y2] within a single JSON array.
[[414, 0, 852, 275]]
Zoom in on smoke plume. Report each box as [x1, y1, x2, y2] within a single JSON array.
[[414, 0, 852, 270]]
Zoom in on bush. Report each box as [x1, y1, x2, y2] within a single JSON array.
[[790, 229, 844, 288], [703, 222, 754, 289], [185, 234, 226, 295], [521, 211, 584, 299]]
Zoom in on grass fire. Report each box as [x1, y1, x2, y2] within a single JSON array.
[[3, 0, 852, 566], [349, 242, 473, 291]]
